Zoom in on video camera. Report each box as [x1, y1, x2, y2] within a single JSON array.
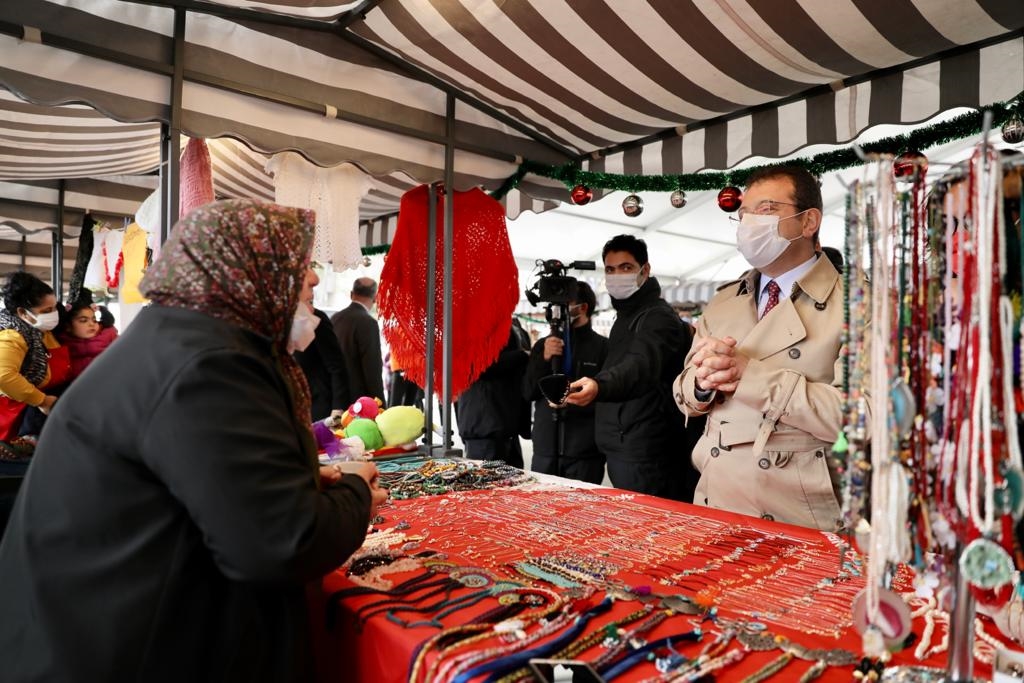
[[524, 259, 596, 306]]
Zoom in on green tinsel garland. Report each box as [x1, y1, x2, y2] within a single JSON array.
[[490, 93, 1024, 199], [361, 243, 390, 256]]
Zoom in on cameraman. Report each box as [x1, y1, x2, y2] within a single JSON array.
[[523, 282, 608, 484], [566, 235, 700, 502]]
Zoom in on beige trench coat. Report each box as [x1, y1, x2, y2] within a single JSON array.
[[674, 256, 845, 530]]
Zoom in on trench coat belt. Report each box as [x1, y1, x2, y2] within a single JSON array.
[[703, 419, 830, 453]]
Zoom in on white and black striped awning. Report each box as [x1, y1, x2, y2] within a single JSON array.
[[0, 0, 1021, 245]]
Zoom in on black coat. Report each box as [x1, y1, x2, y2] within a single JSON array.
[[295, 308, 350, 420], [594, 277, 699, 499], [0, 306, 372, 682], [330, 302, 385, 404], [456, 327, 529, 440], [524, 322, 608, 460]]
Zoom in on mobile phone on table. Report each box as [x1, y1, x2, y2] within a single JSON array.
[[527, 659, 604, 683]]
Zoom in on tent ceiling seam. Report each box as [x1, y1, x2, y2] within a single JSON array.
[[580, 27, 1024, 165]]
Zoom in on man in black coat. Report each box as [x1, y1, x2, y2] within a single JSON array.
[[567, 235, 701, 502], [524, 282, 608, 484], [455, 322, 530, 467], [330, 277, 385, 404], [294, 269, 350, 421]]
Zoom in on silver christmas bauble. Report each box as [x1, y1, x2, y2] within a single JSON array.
[[622, 194, 643, 218], [670, 190, 687, 208], [1003, 114, 1024, 145]]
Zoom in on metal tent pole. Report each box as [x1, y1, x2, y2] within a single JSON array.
[[160, 8, 185, 244], [422, 183, 437, 452], [442, 93, 456, 454], [51, 179, 65, 297]]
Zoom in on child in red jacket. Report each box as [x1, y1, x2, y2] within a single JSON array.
[[57, 301, 117, 382]]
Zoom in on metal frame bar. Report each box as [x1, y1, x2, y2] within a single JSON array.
[[423, 183, 438, 451], [159, 8, 185, 244], [50, 179, 64, 296], [442, 93, 455, 452]]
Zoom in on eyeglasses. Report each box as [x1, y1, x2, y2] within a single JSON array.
[[730, 199, 801, 222]]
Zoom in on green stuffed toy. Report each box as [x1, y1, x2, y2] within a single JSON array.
[[344, 418, 384, 452], [376, 406, 425, 446]]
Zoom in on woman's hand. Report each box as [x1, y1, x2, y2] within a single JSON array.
[[320, 462, 389, 519], [38, 395, 57, 415]]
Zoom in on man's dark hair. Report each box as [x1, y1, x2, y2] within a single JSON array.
[[352, 278, 378, 299], [574, 281, 598, 317], [744, 165, 823, 213], [601, 234, 648, 266], [821, 246, 844, 274]]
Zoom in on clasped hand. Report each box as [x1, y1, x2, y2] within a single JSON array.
[[691, 336, 748, 394]]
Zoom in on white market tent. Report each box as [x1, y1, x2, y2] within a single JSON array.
[[0, 0, 1022, 291]]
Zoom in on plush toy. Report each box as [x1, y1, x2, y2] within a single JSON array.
[[340, 396, 383, 427], [344, 417, 384, 451], [376, 405, 425, 446]]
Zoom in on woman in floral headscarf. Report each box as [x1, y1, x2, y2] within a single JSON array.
[[0, 199, 387, 682]]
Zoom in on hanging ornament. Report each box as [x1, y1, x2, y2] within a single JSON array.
[[893, 151, 928, 180], [622, 194, 644, 218], [670, 189, 687, 209], [570, 184, 593, 205], [717, 186, 742, 213], [1002, 113, 1024, 145]]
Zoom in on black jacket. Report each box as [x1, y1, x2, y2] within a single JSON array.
[[330, 302, 385, 404], [295, 308, 350, 420], [0, 306, 372, 682], [594, 277, 695, 465], [524, 322, 608, 459], [456, 326, 529, 440]]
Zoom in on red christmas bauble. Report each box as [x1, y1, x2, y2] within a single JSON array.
[[894, 151, 928, 179], [570, 184, 593, 205], [717, 186, 742, 212]]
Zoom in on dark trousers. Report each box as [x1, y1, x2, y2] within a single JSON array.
[[605, 456, 698, 503], [388, 370, 424, 410], [531, 453, 605, 485], [463, 436, 524, 469]]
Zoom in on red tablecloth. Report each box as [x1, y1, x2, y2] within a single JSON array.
[[315, 484, 1006, 682]]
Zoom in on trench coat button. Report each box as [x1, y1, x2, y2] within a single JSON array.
[[704, 498, 709, 505], [710, 447, 719, 457], [758, 457, 770, 470], [788, 348, 801, 359], [815, 301, 827, 310], [761, 513, 775, 521], [815, 450, 824, 458]]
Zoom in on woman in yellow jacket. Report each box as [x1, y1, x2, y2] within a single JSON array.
[[0, 272, 70, 457]]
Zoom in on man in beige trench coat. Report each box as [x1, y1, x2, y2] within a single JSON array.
[[674, 166, 845, 531]]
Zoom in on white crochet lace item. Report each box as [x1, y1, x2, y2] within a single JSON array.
[[266, 152, 370, 272]]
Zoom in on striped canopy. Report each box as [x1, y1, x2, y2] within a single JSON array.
[[0, 0, 1022, 264]]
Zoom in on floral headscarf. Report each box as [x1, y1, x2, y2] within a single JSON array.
[[141, 199, 316, 438]]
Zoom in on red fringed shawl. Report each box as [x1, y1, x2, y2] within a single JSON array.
[[379, 185, 519, 400]]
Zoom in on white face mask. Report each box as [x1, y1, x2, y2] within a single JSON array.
[[735, 212, 804, 269], [606, 273, 642, 300], [287, 303, 320, 354], [24, 309, 59, 332]]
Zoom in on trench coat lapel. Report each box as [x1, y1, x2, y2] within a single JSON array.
[[737, 299, 807, 360]]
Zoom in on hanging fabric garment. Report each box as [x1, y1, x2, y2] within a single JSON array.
[[81, 222, 127, 294], [266, 152, 369, 272], [378, 185, 519, 400], [119, 223, 149, 304], [67, 213, 95, 304], [179, 137, 215, 218]]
